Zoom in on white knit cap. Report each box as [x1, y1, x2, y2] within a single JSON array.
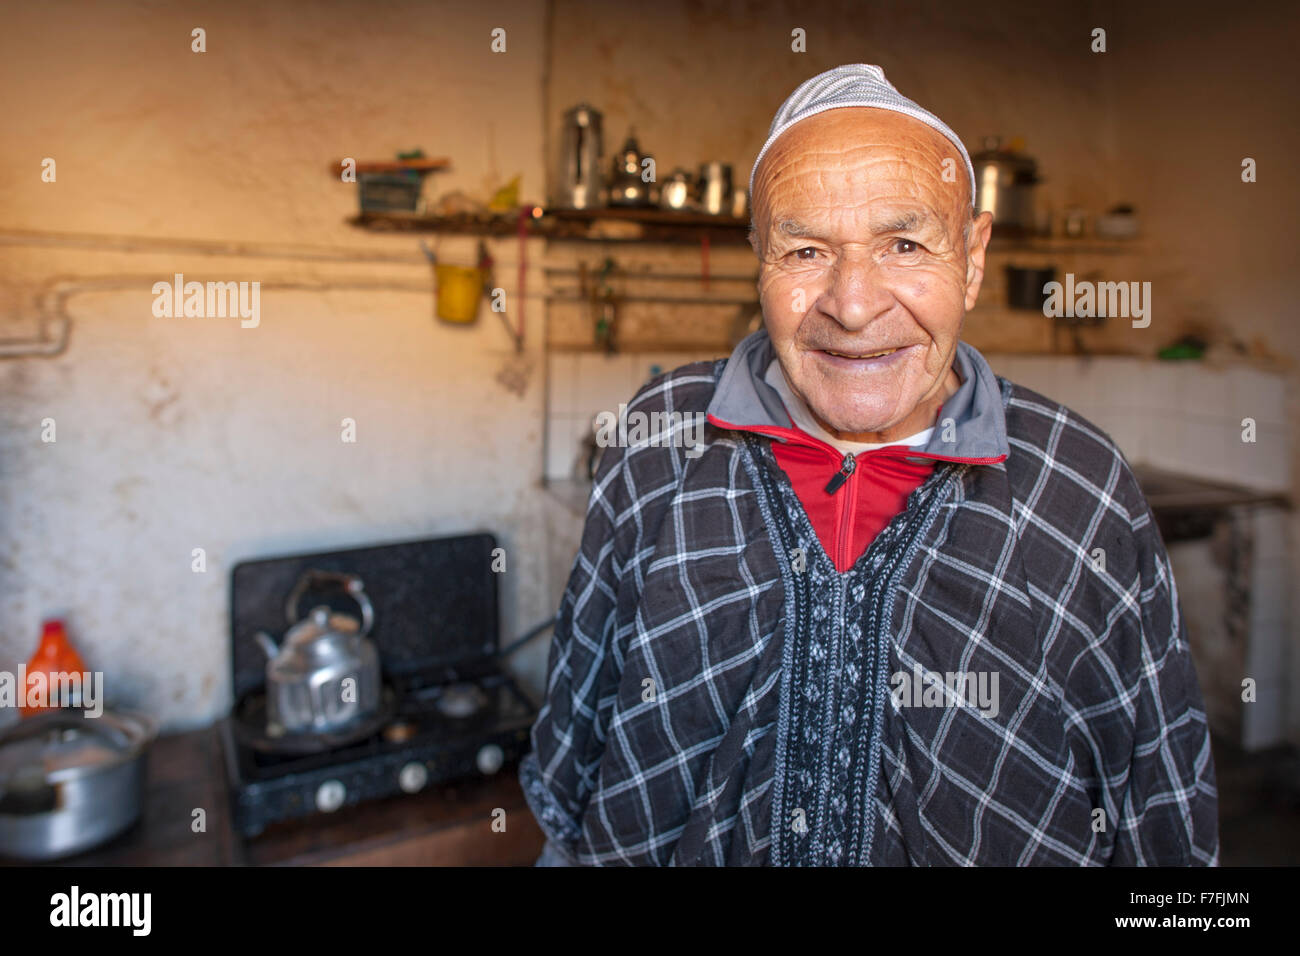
[[749, 64, 976, 208]]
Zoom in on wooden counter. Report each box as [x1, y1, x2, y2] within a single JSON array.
[[1, 725, 545, 867]]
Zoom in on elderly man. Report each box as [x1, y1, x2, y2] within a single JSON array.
[[521, 64, 1218, 866]]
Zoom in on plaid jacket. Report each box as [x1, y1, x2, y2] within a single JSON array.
[[521, 332, 1219, 866]]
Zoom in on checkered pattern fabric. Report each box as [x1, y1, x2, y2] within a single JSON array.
[[520, 350, 1218, 866]]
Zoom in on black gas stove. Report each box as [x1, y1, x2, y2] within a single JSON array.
[[220, 533, 540, 838]]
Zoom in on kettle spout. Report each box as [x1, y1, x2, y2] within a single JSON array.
[[254, 631, 279, 660]]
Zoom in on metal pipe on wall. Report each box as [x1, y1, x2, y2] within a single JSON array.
[[0, 229, 543, 359]]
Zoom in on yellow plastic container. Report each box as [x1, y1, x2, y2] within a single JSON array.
[[435, 264, 484, 323]]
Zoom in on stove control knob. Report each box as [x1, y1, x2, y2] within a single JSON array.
[[399, 761, 429, 794], [476, 743, 505, 775], [315, 779, 347, 813]]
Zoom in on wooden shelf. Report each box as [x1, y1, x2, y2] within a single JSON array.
[[547, 207, 748, 228], [988, 236, 1148, 256], [348, 208, 752, 245], [347, 210, 1139, 254], [331, 158, 452, 174], [350, 211, 526, 235]]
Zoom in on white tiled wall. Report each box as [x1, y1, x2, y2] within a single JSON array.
[[988, 354, 1295, 749], [1243, 506, 1293, 749], [986, 355, 1292, 492], [545, 350, 720, 481]]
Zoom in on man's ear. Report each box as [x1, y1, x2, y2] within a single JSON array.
[[963, 211, 994, 312]]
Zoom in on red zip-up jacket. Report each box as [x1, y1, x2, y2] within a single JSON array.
[[704, 413, 930, 572], [772, 435, 935, 572], [710, 405, 1004, 572], [702, 338, 1008, 573]]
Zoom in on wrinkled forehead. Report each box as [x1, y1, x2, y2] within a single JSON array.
[[752, 108, 970, 228]]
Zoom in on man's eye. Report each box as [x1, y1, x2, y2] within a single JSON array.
[[891, 239, 922, 255], [792, 247, 822, 261]]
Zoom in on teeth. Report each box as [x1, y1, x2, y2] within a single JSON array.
[[825, 348, 897, 359]]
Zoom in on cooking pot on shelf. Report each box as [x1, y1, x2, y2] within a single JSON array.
[[254, 570, 380, 737], [658, 168, 695, 211], [0, 708, 157, 861], [972, 136, 1040, 237]]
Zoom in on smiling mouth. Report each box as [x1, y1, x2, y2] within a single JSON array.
[[820, 347, 902, 359]]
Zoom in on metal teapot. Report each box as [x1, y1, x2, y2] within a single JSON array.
[[254, 571, 381, 737], [608, 130, 654, 207]]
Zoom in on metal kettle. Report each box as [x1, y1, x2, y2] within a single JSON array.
[[254, 571, 380, 737]]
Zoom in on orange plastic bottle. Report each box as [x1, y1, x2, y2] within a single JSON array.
[[20, 619, 89, 717]]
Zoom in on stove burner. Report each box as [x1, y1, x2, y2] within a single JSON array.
[[433, 682, 489, 719], [221, 672, 538, 838], [382, 720, 418, 744], [232, 684, 399, 756]]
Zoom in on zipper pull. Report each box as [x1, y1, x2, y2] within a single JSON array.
[[824, 452, 856, 494]]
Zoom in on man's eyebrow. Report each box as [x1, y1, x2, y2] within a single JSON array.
[[870, 211, 927, 233], [770, 211, 936, 242], [774, 217, 826, 240]]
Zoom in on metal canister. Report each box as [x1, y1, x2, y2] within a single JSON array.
[[555, 103, 605, 209], [697, 162, 733, 216]]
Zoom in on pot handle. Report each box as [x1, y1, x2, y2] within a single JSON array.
[[285, 570, 375, 637]]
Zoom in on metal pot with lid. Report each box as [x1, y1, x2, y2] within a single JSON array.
[[0, 708, 157, 860], [254, 571, 381, 737], [972, 136, 1040, 237], [658, 167, 695, 211]]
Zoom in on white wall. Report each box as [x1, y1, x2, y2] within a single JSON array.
[[0, 0, 557, 730]]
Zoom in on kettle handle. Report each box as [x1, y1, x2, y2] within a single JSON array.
[[285, 570, 374, 637]]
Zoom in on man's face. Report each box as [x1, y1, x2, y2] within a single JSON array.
[[752, 108, 993, 441]]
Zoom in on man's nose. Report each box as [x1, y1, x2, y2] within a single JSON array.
[[822, 251, 894, 331]]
